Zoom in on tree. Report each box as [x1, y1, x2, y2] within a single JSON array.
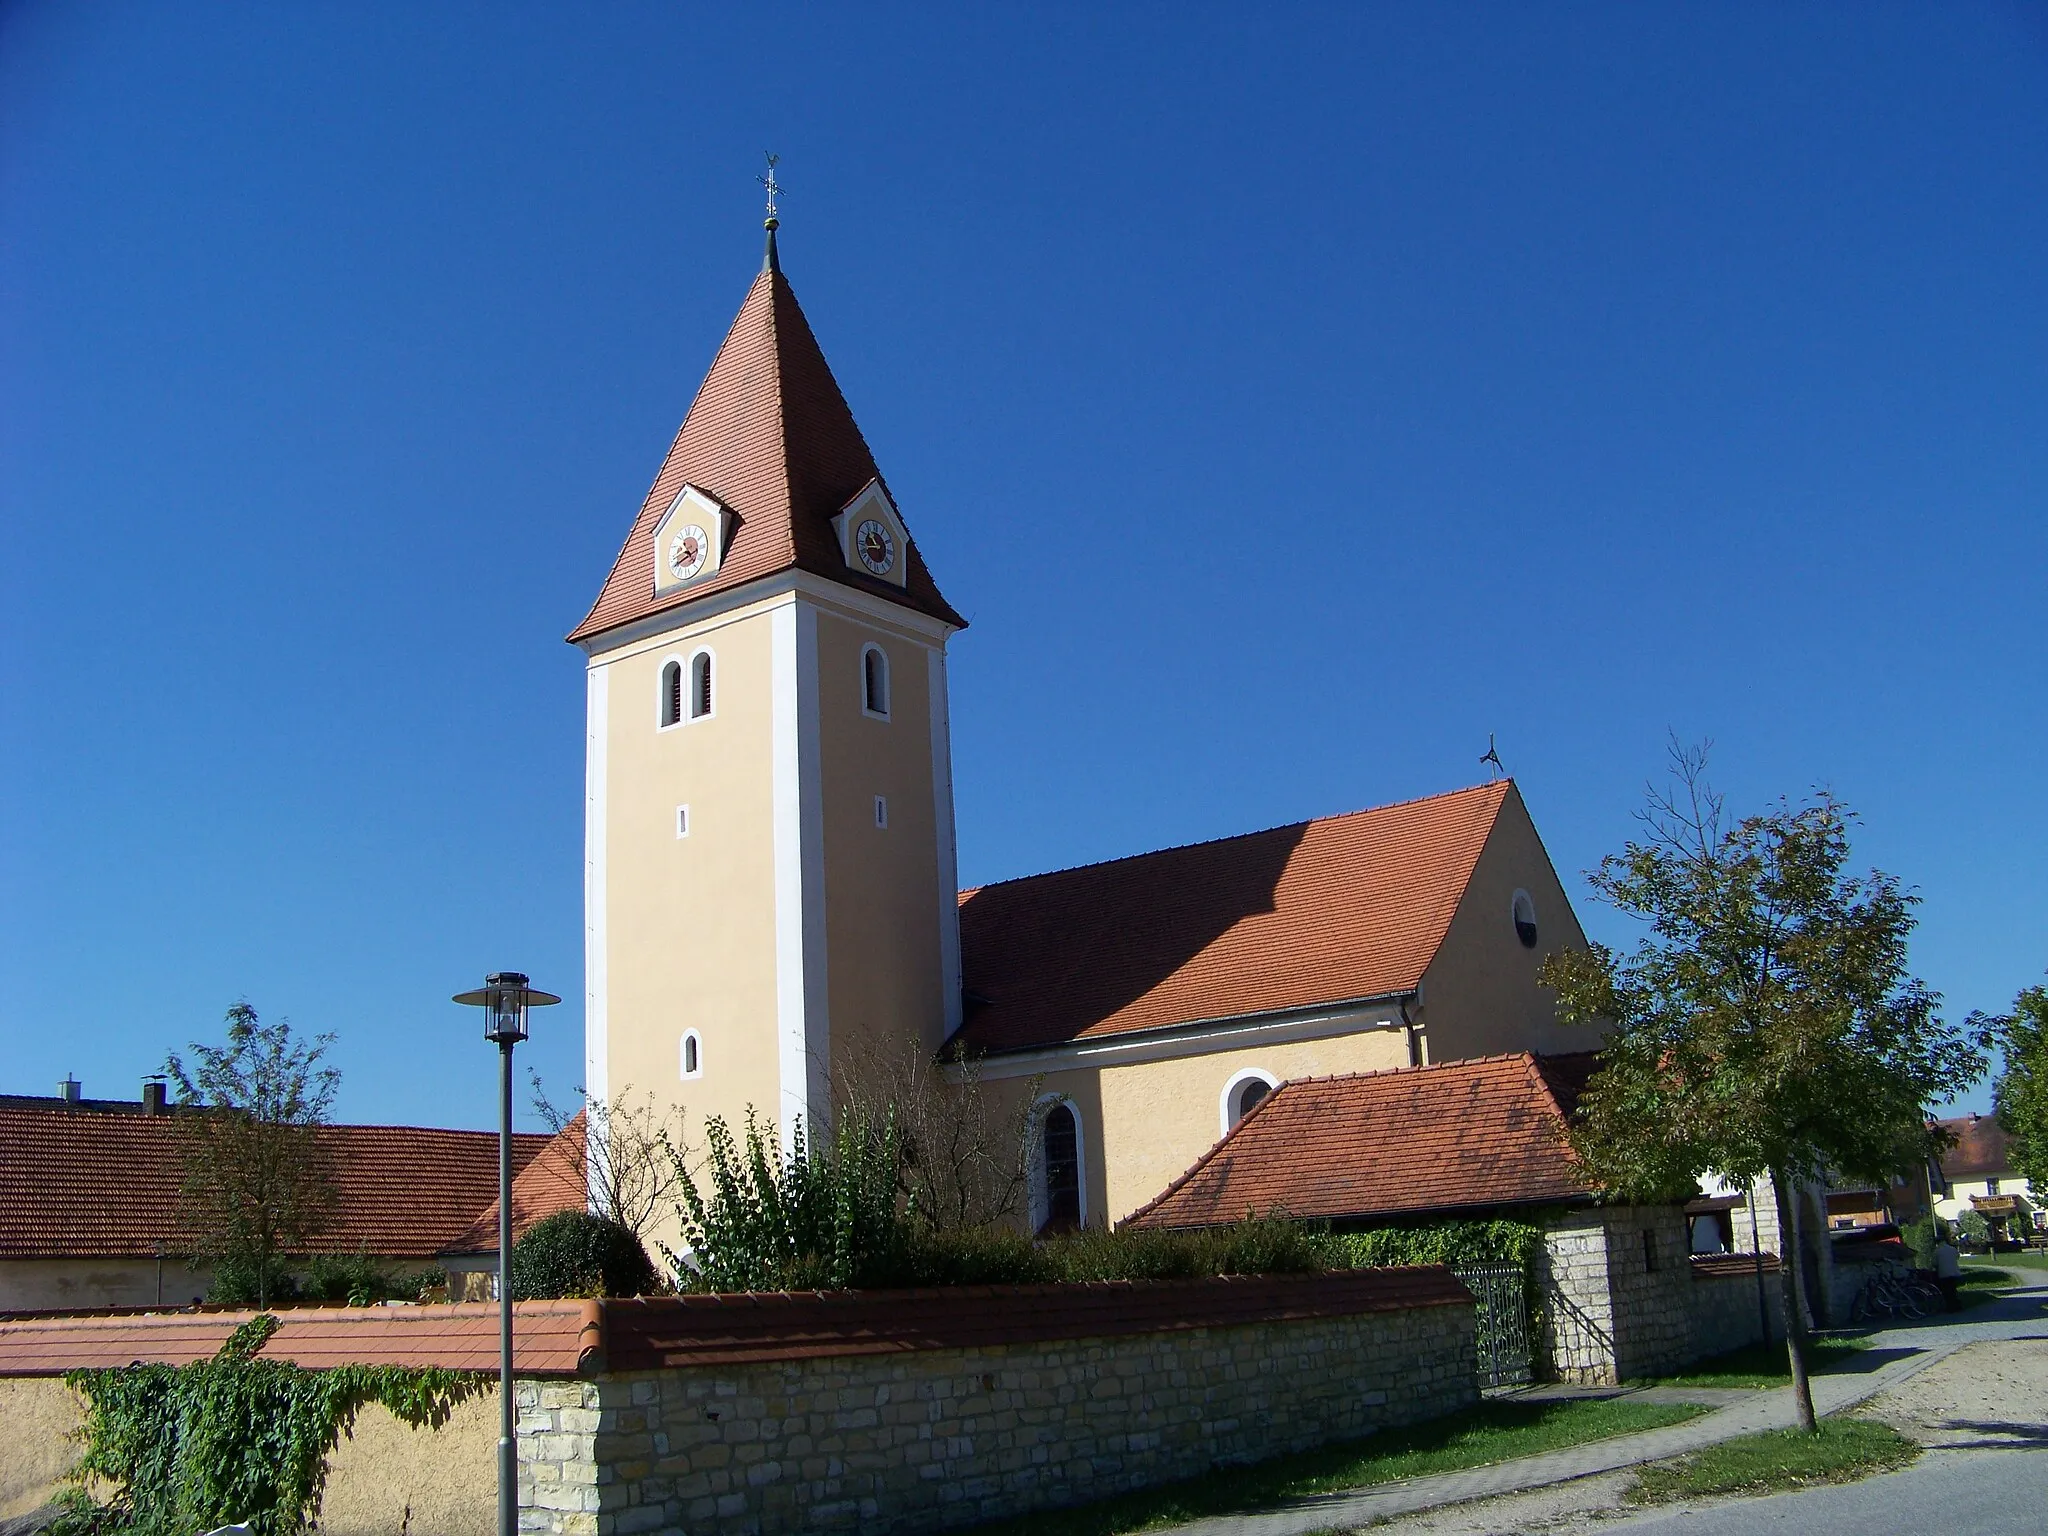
[[833, 1038, 1039, 1231], [165, 1003, 341, 1308], [1981, 980, 2048, 1195], [1540, 744, 1986, 1430], [530, 1076, 688, 1241]]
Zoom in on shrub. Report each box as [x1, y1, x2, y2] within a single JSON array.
[[300, 1250, 404, 1307], [508, 1211, 660, 1300], [1331, 1218, 1543, 1273], [206, 1251, 300, 1308], [671, 1109, 914, 1292], [1900, 1214, 1937, 1270]]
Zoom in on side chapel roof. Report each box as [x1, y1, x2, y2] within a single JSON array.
[[569, 239, 963, 643], [1122, 1051, 1601, 1230], [953, 781, 1515, 1055]]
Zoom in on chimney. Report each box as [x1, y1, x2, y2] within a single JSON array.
[[58, 1075, 81, 1105], [142, 1078, 167, 1116]]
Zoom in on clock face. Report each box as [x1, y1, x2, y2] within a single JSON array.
[[667, 524, 709, 581], [855, 519, 895, 575]]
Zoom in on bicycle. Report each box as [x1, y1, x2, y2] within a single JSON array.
[[1849, 1259, 1943, 1323]]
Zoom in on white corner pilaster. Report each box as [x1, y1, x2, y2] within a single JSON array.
[[771, 597, 831, 1152], [929, 645, 963, 1036], [583, 660, 610, 1212]]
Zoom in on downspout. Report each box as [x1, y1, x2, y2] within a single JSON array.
[[1397, 994, 1427, 1068]]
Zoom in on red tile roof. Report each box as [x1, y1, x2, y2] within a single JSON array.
[[953, 782, 1512, 1054], [0, 1271, 1467, 1377], [0, 1101, 550, 1261], [568, 258, 963, 645], [1934, 1115, 2014, 1180], [1123, 1052, 1600, 1230], [444, 1113, 589, 1255]]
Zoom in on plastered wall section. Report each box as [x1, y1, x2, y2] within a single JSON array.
[[977, 1025, 1412, 1231], [814, 605, 949, 1079], [0, 1259, 215, 1313], [1420, 785, 1600, 1062], [598, 598, 784, 1258], [0, 1378, 496, 1533], [516, 1302, 1477, 1536]]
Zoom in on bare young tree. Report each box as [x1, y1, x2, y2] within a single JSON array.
[[835, 1038, 1039, 1231], [165, 1003, 340, 1308], [530, 1074, 689, 1241]]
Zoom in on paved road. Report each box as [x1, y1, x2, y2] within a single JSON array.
[[1163, 1276, 2048, 1536], [1587, 1446, 2048, 1534]]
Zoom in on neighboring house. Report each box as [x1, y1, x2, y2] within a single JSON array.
[[439, 1113, 591, 1299], [568, 222, 1602, 1254], [1122, 1052, 1777, 1382], [1931, 1113, 2038, 1240], [0, 1082, 550, 1312]]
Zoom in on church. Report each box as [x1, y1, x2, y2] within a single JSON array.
[[568, 215, 1594, 1239]]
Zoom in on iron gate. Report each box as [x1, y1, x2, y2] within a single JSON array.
[[1454, 1264, 1532, 1388]]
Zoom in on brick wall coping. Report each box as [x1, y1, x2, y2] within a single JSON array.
[[1691, 1252, 1782, 1279], [0, 1267, 1468, 1378]]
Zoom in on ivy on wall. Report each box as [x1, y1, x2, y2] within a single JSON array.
[[1329, 1217, 1544, 1273], [56, 1315, 483, 1536]]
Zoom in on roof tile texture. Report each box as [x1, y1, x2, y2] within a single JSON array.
[[955, 782, 1511, 1054], [1934, 1115, 2013, 1181], [569, 266, 962, 644], [0, 1102, 549, 1260], [1124, 1052, 1600, 1229], [445, 1113, 589, 1254], [0, 1271, 1466, 1377]]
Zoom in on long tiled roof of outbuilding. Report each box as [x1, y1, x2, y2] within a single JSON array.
[[568, 246, 963, 644], [0, 1099, 550, 1261], [1121, 1051, 1601, 1230], [952, 781, 1514, 1055], [444, 1112, 589, 1255]]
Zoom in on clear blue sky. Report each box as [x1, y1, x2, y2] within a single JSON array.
[[3, 4, 2043, 1133]]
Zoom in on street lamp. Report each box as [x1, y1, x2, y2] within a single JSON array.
[[454, 970, 560, 1536]]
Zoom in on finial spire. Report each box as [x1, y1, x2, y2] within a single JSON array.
[[760, 152, 782, 274]]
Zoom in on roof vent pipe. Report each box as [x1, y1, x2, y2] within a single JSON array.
[[142, 1078, 167, 1116], [58, 1075, 81, 1104]]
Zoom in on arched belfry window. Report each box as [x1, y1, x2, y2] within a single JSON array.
[[690, 652, 713, 720], [1039, 1102, 1082, 1235], [680, 1030, 702, 1080], [660, 661, 683, 728], [862, 644, 890, 719]]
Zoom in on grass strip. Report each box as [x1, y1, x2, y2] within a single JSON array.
[[1652, 1335, 1869, 1391], [1627, 1417, 1916, 1504], [966, 1397, 1707, 1536]]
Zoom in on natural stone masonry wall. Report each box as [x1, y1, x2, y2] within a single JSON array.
[[1539, 1207, 1705, 1383], [516, 1306, 1476, 1535], [1690, 1260, 1784, 1361]]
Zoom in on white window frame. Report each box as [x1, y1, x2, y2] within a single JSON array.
[[657, 657, 686, 731], [1218, 1068, 1280, 1138], [680, 1029, 703, 1081], [1028, 1093, 1089, 1233], [860, 642, 891, 721], [687, 646, 716, 722]]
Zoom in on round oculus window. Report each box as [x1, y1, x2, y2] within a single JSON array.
[[1512, 890, 1539, 950]]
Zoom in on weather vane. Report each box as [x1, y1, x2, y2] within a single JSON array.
[[760, 152, 782, 223]]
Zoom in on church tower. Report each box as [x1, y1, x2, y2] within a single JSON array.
[[568, 220, 966, 1159]]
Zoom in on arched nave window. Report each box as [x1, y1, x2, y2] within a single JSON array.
[[1036, 1100, 1084, 1235], [1220, 1069, 1280, 1137]]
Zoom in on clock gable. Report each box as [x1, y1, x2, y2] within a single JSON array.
[[830, 480, 910, 591], [652, 484, 738, 598]]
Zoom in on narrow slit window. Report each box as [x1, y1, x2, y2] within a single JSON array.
[[661, 661, 682, 728], [874, 795, 888, 829], [681, 1031, 702, 1079], [863, 645, 890, 718], [690, 652, 713, 719]]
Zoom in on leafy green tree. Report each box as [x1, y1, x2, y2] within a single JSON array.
[[166, 1003, 341, 1309], [1540, 745, 1985, 1430], [1980, 980, 2048, 1195]]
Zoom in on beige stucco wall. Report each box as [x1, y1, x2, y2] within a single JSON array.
[[1419, 784, 1600, 1061], [0, 1378, 82, 1519], [0, 1376, 495, 1531], [0, 1258, 215, 1313], [982, 1026, 1414, 1229], [598, 596, 785, 1260], [318, 1389, 497, 1536], [815, 605, 949, 1080]]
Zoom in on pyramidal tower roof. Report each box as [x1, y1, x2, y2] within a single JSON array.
[[569, 236, 964, 644]]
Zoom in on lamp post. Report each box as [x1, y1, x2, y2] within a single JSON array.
[[454, 971, 560, 1536]]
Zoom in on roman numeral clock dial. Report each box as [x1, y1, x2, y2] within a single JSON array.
[[855, 518, 895, 576]]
